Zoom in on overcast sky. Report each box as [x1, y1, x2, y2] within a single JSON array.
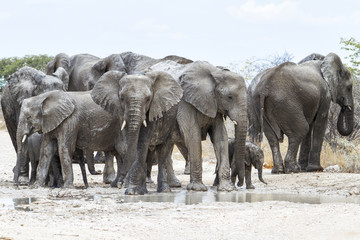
[[1, 0, 359, 66]]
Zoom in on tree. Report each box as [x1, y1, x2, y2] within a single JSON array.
[[228, 52, 294, 85], [340, 37, 360, 77]]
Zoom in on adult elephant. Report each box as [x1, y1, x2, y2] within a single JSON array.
[[1, 66, 69, 182], [45, 53, 127, 91], [91, 70, 183, 194], [150, 60, 248, 191], [247, 53, 354, 173], [15, 70, 182, 189]]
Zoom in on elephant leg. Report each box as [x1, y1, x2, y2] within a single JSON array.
[[103, 152, 115, 184], [84, 150, 101, 175], [284, 138, 302, 173], [146, 150, 156, 184], [175, 142, 189, 175], [209, 117, 234, 191], [57, 138, 75, 188], [177, 104, 207, 191], [125, 127, 153, 195], [156, 143, 174, 193], [264, 122, 284, 174], [77, 155, 88, 188], [36, 137, 56, 187], [307, 111, 328, 172], [244, 165, 254, 189], [165, 146, 182, 188], [298, 124, 313, 171]]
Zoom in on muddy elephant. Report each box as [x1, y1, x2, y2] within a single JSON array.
[[1, 66, 69, 182], [214, 139, 267, 189], [91, 70, 183, 194], [45, 53, 127, 91], [150, 60, 248, 191], [247, 53, 354, 174]]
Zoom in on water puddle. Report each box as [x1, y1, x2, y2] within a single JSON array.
[[1, 191, 360, 210], [95, 190, 360, 205], [0, 197, 38, 211]]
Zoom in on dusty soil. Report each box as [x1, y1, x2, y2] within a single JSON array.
[[1, 129, 360, 240]]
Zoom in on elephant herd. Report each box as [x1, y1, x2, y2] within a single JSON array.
[[0, 51, 354, 195]]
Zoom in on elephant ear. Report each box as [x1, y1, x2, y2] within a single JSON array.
[[45, 53, 70, 74], [52, 67, 69, 91], [179, 61, 217, 118], [41, 91, 75, 133], [146, 71, 183, 121], [298, 53, 325, 64], [320, 53, 344, 102], [91, 71, 127, 115]]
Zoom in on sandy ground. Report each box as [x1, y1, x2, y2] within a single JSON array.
[[1, 129, 360, 240]]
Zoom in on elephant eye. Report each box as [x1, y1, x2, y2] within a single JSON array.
[[228, 95, 233, 100], [146, 97, 150, 103]]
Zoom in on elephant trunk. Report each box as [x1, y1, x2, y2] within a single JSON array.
[[337, 105, 354, 136], [257, 165, 267, 184], [231, 107, 248, 187], [14, 116, 31, 184], [117, 102, 143, 185]]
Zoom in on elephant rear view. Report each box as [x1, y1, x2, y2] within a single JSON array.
[[247, 53, 353, 174]]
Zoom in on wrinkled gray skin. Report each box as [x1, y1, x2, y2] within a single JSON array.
[[14, 88, 124, 187], [91, 70, 183, 194], [46, 53, 127, 91], [247, 53, 354, 174], [150, 60, 248, 191], [1, 67, 69, 183], [46, 53, 127, 179], [214, 139, 267, 189]]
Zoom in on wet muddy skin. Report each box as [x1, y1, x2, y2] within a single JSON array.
[[2, 189, 360, 211]]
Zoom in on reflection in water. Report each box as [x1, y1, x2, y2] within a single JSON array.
[[0, 197, 37, 211], [116, 190, 360, 205]]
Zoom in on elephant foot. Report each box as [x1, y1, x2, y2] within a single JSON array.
[[186, 181, 207, 191], [103, 172, 116, 184], [110, 179, 123, 188], [63, 182, 74, 189], [168, 177, 182, 188], [306, 164, 324, 172], [146, 176, 154, 184], [90, 170, 102, 175], [284, 163, 301, 174], [125, 184, 148, 195], [217, 180, 235, 191], [246, 184, 255, 189], [271, 164, 285, 174], [18, 175, 29, 185], [157, 183, 171, 193]]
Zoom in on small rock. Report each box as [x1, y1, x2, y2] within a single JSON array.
[[324, 165, 340, 172]]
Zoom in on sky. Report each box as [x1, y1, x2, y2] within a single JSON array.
[[0, 0, 360, 67]]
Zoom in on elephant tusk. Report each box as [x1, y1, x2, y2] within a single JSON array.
[[22, 134, 28, 143], [143, 120, 147, 127], [232, 120, 238, 126], [121, 120, 127, 131], [348, 106, 352, 112]]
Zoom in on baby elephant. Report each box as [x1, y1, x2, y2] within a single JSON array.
[[214, 139, 267, 189]]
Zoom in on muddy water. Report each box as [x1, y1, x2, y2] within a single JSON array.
[[0, 197, 37, 211], [100, 190, 360, 205], [1, 190, 360, 211]]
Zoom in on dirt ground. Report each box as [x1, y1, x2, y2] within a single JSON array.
[[1, 129, 360, 240]]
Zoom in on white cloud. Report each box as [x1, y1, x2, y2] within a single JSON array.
[[227, 0, 299, 23]]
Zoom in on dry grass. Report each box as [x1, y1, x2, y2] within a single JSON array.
[[259, 136, 360, 173]]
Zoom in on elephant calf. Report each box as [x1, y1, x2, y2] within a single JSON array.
[[214, 139, 267, 189]]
